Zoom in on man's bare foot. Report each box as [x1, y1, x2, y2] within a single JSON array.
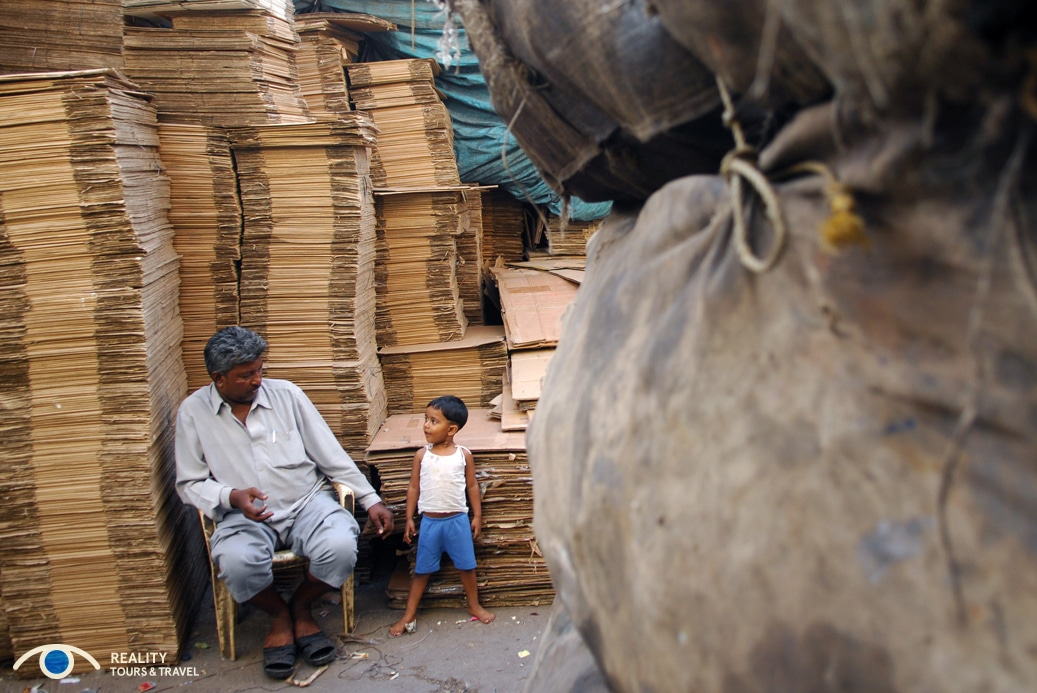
[[289, 595, 322, 640], [264, 612, 295, 649], [469, 604, 495, 624]]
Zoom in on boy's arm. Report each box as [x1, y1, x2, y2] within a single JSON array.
[[463, 448, 482, 540], [402, 448, 423, 544]]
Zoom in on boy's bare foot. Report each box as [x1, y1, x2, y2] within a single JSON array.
[[469, 605, 495, 624], [389, 618, 416, 637]]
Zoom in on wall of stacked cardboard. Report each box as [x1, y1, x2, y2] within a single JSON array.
[[0, 0, 598, 674]]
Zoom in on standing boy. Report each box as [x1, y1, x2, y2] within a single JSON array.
[[389, 395, 495, 636]]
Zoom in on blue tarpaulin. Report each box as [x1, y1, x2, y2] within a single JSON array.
[[295, 0, 612, 221]]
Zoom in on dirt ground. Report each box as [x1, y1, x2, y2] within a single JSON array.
[[0, 556, 549, 693]]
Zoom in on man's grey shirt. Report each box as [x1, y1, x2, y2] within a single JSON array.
[[175, 378, 380, 536]]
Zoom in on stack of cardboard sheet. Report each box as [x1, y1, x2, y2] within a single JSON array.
[[0, 0, 124, 73], [508, 256, 586, 286], [229, 118, 387, 458], [489, 265, 581, 428], [293, 12, 397, 120], [366, 411, 552, 607], [345, 59, 459, 189], [456, 189, 484, 326], [124, 0, 293, 22], [490, 266, 578, 351], [509, 348, 550, 404], [0, 69, 206, 671], [374, 191, 469, 348], [347, 58, 443, 110], [0, 598, 10, 660], [379, 326, 507, 415], [294, 16, 360, 119], [543, 215, 600, 256], [159, 124, 243, 390], [502, 348, 555, 427], [122, 1, 311, 128], [166, 7, 298, 40], [295, 10, 396, 36], [480, 189, 527, 267]]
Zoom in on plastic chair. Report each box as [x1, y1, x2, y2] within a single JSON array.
[[199, 484, 356, 660]]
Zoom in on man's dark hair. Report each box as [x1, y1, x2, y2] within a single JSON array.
[[204, 326, 268, 376], [427, 395, 468, 429]]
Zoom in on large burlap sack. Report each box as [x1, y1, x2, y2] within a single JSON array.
[[526, 98, 1037, 691], [649, 0, 1000, 115], [459, 0, 1032, 204], [455, 0, 749, 203], [523, 602, 610, 693], [646, 0, 830, 111]]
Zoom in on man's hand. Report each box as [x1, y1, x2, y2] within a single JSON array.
[[365, 502, 394, 537], [229, 487, 274, 522]]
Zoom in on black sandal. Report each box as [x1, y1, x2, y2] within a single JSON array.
[[262, 644, 296, 680], [296, 631, 337, 667]]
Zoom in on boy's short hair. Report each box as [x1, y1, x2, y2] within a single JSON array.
[[427, 395, 468, 429]]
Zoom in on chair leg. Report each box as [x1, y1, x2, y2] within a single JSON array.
[[212, 577, 238, 660], [341, 574, 355, 633]]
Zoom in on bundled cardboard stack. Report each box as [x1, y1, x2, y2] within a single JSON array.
[[0, 69, 205, 671], [159, 124, 243, 389], [0, 0, 124, 73], [508, 256, 586, 285], [456, 189, 484, 326], [491, 266, 577, 351], [348, 58, 443, 110], [489, 265, 580, 428], [543, 215, 600, 256], [293, 11, 398, 120], [125, 0, 293, 18], [502, 348, 553, 425], [480, 188, 527, 267], [229, 118, 386, 458], [122, 0, 311, 127], [345, 59, 459, 189], [0, 602, 10, 661], [295, 15, 359, 120], [374, 191, 470, 348], [366, 411, 551, 607], [166, 7, 298, 40], [341, 59, 474, 356], [379, 326, 507, 415]]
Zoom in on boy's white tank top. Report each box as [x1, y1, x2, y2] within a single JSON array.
[[417, 444, 469, 515]]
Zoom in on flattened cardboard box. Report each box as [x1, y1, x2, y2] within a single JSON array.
[[367, 408, 526, 454], [491, 266, 578, 350], [510, 348, 554, 407]]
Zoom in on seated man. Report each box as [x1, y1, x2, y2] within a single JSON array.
[[175, 326, 393, 679]]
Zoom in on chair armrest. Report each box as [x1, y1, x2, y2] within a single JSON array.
[[199, 486, 353, 532], [199, 509, 215, 540], [333, 483, 355, 513]]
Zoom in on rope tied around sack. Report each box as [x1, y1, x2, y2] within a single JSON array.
[[717, 78, 871, 266], [716, 77, 788, 273], [778, 161, 869, 252]]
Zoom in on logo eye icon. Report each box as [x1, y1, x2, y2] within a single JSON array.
[[13, 644, 101, 679]]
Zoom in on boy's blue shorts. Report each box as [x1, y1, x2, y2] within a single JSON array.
[[414, 512, 477, 574]]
